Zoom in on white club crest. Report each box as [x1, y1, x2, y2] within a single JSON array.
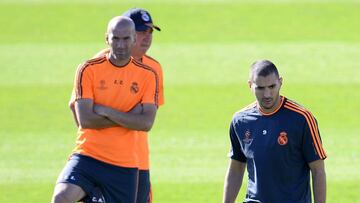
[[141, 12, 150, 22]]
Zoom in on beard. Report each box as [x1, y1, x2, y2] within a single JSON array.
[[112, 50, 131, 61]]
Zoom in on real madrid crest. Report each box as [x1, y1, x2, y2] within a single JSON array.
[[141, 11, 150, 22], [130, 82, 139, 94], [277, 131, 288, 145]]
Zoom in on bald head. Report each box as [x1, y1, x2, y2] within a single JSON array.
[[107, 16, 135, 34], [249, 60, 280, 81], [106, 16, 136, 65]]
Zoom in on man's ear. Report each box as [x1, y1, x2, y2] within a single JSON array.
[[105, 33, 109, 45], [279, 77, 283, 86], [248, 80, 252, 88]]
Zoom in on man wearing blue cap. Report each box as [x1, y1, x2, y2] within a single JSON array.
[[114, 10, 163, 202], [69, 8, 164, 203]]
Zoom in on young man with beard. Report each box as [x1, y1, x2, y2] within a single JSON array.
[[223, 60, 326, 203]]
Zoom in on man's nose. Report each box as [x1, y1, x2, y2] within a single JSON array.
[[116, 41, 125, 48], [264, 88, 271, 97]]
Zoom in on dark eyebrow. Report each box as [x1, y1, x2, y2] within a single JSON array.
[[255, 83, 276, 89]]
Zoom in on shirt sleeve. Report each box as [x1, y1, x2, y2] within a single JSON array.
[[229, 121, 247, 162], [69, 88, 76, 106], [302, 116, 327, 163], [157, 64, 164, 106], [141, 71, 157, 105], [74, 64, 94, 101]]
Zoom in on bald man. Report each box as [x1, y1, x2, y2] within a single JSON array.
[[80, 8, 164, 203], [51, 16, 159, 203]]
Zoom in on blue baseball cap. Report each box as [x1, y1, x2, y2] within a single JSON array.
[[123, 8, 161, 32]]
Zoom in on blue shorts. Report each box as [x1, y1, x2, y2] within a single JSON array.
[[82, 170, 151, 203], [56, 153, 138, 203], [81, 187, 105, 203], [137, 170, 151, 203]]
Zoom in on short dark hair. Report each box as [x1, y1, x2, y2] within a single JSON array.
[[250, 60, 279, 80]]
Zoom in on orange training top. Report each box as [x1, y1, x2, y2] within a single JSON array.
[[92, 49, 164, 106], [142, 54, 164, 106], [71, 55, 158, 168], [137, 54, 164, 170], [91, 49, 165, 170]]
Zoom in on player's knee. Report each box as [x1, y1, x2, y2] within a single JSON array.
[[52, 183, 85, 203]]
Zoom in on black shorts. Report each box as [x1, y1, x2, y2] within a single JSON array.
[[137, 170, 151, 203], [82, 170, 151, 203], [56, 153, 138, 203]]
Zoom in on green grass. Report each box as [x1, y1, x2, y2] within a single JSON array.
[[1, 2, 360, 44], [1, 0, 360, 202]]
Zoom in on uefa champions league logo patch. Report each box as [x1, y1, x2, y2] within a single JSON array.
[[97, 80, 108, 90], [141, 11, 150, 22], [243, 129, 253, 144]]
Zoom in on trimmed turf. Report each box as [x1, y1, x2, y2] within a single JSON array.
[[1, 1, 359, 202]]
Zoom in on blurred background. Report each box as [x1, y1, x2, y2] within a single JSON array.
[[0, 0, 359, 202]]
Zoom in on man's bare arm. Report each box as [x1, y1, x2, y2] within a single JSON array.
[[75, 99, 118, 129], [223, 159, 246, 203], [309, 159, 326, 203], [69, 101, 79, 127], [94, 103, 157, 131]]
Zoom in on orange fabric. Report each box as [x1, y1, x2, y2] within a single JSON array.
[[143, 54, 164, 106], [89, 49, 164, 170], [71, 55, 158, 168], [284, 101, 327, 159], [258, 96, 285, 116], [149, 183, 153, 203], [137, 132, 150, 170], [92, 49, 164, 106], [138, 55, 164, 170]]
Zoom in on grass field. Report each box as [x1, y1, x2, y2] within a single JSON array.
[[1, 0, 360, 202]]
